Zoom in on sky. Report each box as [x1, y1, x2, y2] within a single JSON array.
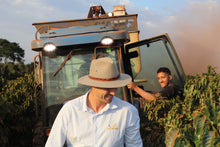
[[0, 0, 220, 75]]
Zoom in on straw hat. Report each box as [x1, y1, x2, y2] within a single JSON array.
[[78, 57, 131, 88]]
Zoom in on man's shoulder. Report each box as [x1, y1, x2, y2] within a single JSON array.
[[65, 95, 83, 104], [161, 82, 183, 98], [169, 83, 183, 93], [164, 82, 179, 91], [62, 94, 85, 110]]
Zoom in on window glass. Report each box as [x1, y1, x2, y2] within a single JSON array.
[[44, 48, 123, 106], [129, 38, 185, 92]]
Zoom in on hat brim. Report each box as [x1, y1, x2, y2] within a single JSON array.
[[78, 73, 131, 88]]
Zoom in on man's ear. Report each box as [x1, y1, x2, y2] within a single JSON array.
[[169, 75, 173, 80]]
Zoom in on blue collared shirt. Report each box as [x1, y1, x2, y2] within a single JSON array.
[[45, 92, 143, 147]]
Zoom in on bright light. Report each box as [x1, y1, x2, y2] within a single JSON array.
[[43, 43, 56, 52], [108, 12, 113, 17], [101, 37, 114, 45]]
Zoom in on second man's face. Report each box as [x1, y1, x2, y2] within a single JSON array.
[[157, 72, 172, 88]]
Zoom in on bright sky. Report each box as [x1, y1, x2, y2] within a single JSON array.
[[0, 0, 220, 75]]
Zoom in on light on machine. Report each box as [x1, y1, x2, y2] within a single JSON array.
[[43, 42, 56, 52], [107, 12, 113, 17], [101, 37, 114, 45]]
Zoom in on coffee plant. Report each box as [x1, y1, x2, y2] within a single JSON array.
[[0, 73, 40, 147]]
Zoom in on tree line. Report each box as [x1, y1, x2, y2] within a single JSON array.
[[0, 38, 37, 146], [0, 38, 34, 90]]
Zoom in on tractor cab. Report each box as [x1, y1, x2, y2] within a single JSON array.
[[31, 5, 185, 143]]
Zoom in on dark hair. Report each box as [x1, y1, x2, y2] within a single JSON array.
[[157, 67, 171, 75]]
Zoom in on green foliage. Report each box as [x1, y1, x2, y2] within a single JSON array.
[[0, 73, 38, 147], [142, 65, 220, 147], [192, 100, 220, 147], [0, 62, 34, 91], [140, 97, 172, 146], [0, 39, 32, 91], [0, 62, 34, 79], [166, 128, 179, 147], [0, 38, 24, 63]]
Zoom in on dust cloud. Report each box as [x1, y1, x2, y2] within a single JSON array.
[[168, 1, 220, 75], [140, 1, 220, 75]]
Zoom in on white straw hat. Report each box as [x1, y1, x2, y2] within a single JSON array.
[[78, 57, 131, 88]]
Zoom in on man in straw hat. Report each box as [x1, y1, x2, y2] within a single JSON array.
[[45, 57, 143, 147]]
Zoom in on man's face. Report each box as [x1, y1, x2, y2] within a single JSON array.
[[157, 72, 172, 88], [92, 87, 117, 104]]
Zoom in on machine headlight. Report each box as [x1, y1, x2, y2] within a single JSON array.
[[43, 42, 56, 52], [101, 37, 114, 45], [43, 42, 57, 58], [107, 12, 113, 17]]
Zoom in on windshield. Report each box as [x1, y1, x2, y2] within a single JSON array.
[[43, 47, 124, 107]]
